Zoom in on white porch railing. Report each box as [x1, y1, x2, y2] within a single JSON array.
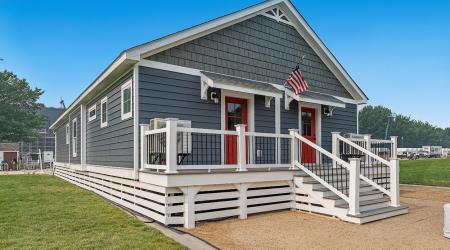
[[140, 120, 400, 215], [140, 120, 291, 172], [332, 133, 400, 208]]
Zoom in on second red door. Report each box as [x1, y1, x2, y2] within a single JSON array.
[[301, 107, 316, 163]]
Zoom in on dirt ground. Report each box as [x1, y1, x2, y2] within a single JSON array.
[[182, 185, 450, 249]]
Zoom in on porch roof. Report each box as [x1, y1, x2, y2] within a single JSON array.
[[284, 89, 346, 109], [200, 71, 283, 99], [299, 91, 346, 108]]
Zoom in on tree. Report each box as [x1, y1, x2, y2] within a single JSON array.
[[359, 105, 449, 148], [0, 70, 45, 142]]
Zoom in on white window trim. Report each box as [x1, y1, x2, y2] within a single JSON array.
[[72, 118, 78, 157], [121, 80, 133, 120], [88, 105, 96, 122], [65, 124, 70, 144], [100, 96, 108, 128]]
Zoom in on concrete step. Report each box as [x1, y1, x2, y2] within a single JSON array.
[[346, 205, 409, 224]]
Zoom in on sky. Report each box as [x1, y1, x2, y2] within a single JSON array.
[[1, 0, 449, 127]]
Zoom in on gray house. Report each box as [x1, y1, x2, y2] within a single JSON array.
[[51, 0, 407, 229]]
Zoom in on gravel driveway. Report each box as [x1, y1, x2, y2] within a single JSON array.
[[182, 185, 450, 249]]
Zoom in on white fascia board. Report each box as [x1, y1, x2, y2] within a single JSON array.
[[278, 1, 368, 102], [126, 0, 283, 60], [50, 52, 137, 130]]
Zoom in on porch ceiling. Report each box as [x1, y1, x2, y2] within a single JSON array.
[[200, 71, 283, 99]]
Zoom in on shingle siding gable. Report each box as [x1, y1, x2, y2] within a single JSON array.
[[147, 15, 352, 98]]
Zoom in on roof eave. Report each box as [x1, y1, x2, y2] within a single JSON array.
[[50, 52, 138, 130]]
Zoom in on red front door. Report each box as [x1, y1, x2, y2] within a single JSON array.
[[301, 107, 316, 163], [225, 97, 247, 164]]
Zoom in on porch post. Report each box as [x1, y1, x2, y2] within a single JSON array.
[[331, 132, 340, 168], [235, 124, 247, 171], [390, 136, 398, 159], [234, 183, 250, 219], [180, 186, 201, 229], [165, 118, 178, 173], [348, 158, 360, 216], [390, 158, 400, 207], [289, 129, 298, 169], [275, 97, 281, 164], [363, 134, 371, 165], [140, 125, 149, 171]]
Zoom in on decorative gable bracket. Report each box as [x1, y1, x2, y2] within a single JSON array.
[[262, 7, 293, 26]]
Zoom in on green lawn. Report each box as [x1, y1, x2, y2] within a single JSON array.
[[400, 158, 450, 187], [0, 175, 186, 250]]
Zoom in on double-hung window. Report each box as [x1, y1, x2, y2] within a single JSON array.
[[101, 97, 108, 128], [121, 80, 132, 120], [72, 118, 77, 157]]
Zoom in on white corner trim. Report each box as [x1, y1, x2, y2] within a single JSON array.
[[88, 104, 97, 122], [121, 79, 133, 121], [132, 64, 140, 180], [100, 96, 108, 128]]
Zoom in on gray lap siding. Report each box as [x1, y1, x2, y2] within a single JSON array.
[[139, 66, 220, 128], [55, 121, 69, 163], [321, 104, 358, 151], [85, 71, 134, 168]]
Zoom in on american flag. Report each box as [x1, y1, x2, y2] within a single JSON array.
[[285, 66, 309, 95]]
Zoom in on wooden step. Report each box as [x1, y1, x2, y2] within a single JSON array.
[[346, 205, 409, 224], [335, 197, 390, 212], [323, 190, 383, 200], [312, 182, 372, 192]]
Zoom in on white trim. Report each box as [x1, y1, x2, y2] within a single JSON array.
[[50, 53, 135, 129], [139, 59, 201, 76], [201, 72, 283, 99], [221, 90, 255, 132], [285, 89, 345, 109], [298, 102, 322, 148], [72, 118, 78, 158], [55, 162, 135, 179], [100, 96, 108, 128], [65, 124, 70, 144], [88, 104, 97, 122], [81, 105, 87, 170], [129, 0, 283, 60], [51, 0, 368, 130], [121, 79, 133, 120], [132, 65, 140, 180]]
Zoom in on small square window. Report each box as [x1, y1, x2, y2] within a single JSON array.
[[121, 80, 132, 120], [88, 105, 96, 122], [101, 96, 108, 128]]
